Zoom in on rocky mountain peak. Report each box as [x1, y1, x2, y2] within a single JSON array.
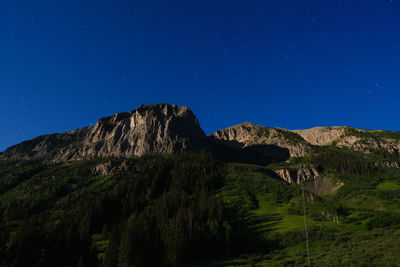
[[1, 104, 206, 161], [83, 103, 206, 158]]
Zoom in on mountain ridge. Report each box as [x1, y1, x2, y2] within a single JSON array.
[[2, 103, 400, 162]]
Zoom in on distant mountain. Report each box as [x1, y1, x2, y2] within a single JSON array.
[[294, 126, 400, 154], [1, 103, 400, 162]]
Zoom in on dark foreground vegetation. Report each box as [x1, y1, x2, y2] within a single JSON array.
[[1, 148, 400, 266]]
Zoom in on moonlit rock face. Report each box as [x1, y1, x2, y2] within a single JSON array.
[[273, 165, 319, 184], [3, 103, 400, 162], [294, 126, 400, 154], [292, 126, 347, 146], [0, 104, 206, 161], [210, 122, 311, 158]]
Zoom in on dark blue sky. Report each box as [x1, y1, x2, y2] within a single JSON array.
[[1, 0, 400, 151]]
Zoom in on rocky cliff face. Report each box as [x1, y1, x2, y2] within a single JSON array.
[[0, 104, 206, 161], [272, 165, 319, 184], [211, 124, 400, 161], [210, 122, 311, 159]]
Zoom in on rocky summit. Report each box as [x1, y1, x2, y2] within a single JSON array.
[[0, 104, 206, 161]]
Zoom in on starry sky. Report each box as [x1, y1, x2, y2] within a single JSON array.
[[1, 0, 400, 151]]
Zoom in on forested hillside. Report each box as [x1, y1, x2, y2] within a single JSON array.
[[1, 147, 400, 266]]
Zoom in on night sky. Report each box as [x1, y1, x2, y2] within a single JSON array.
[[1, 0, 400, 151]]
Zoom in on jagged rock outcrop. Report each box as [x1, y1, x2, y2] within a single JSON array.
[[92, 158, 134, 176], [210, 122, 311, 159], [0, 104, 206, 162], [273, 165, 319, 184]]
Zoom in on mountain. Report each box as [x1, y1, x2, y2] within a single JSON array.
[[294, 126, 400, 155], [210, 122, 311, 159], [2, 104, 400, 166], [0, 104, 206, 161], [2, 104, 400, 267]]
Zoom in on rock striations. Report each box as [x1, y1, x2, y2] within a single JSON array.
[[272, 165, 319, 184], [0, 104, 206, 161]]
